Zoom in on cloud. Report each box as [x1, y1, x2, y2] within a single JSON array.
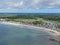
[[0, 0, 60, 10], [7, 1, 24, 7]]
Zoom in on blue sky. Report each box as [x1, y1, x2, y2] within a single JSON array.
[[0, 0, 60, 13]]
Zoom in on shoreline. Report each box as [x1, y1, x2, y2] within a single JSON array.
[[0, 21, 60, 36]]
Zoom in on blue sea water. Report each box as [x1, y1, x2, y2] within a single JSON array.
[[0, 23, 60, 45]]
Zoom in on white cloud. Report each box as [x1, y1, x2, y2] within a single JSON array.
[[13, 1, 24, 7], [49, 3, 55, 6], [0, 0, 60, 10], [33, 0, 41, 3], [6, 1, 24, 7]]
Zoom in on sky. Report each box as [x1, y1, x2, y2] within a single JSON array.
[[0, 0, 60, 13]]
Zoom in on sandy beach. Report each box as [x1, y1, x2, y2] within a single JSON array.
[[0, 21, 60, 36]]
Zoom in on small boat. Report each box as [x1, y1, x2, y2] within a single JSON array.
[[58, 41, 60, 44], [49, 38, 57, 42]]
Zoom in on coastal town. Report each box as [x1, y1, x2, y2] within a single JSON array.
[[0, 13, 60, 45]]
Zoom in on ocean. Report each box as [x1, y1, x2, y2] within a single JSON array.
[[0, 23, 60, 45]]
